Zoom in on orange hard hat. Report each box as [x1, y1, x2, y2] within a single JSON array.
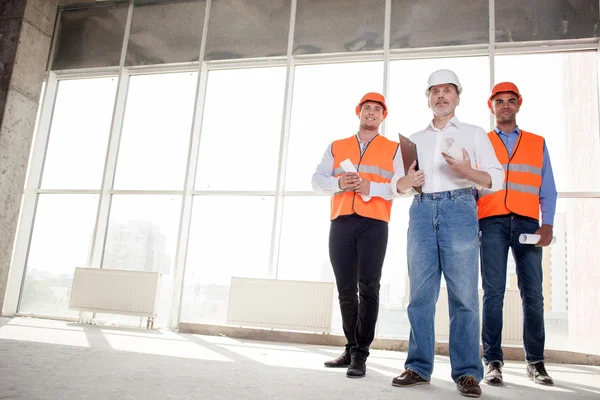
[[356, 92, 388, 119], [488, 82, 523, 109]]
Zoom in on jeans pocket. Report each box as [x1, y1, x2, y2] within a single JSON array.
[[457, 195, 477, 212]]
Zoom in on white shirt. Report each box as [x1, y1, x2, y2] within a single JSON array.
[[391, 116, 504, 194], [312, 133, 402, 200]]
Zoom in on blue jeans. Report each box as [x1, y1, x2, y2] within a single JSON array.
[[479, 214, 545, 364], [405, 188, 483, 382]]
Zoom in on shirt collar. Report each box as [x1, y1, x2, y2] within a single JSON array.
[[426, 115, 460, 132], [494, 126, 521, 136], [355, 132, 379, 144]]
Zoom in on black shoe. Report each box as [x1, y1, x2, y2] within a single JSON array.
[[456, 376, 482, 398], [527, 362, 554, 386], [324, 350, 351, 368], [484, 361, 503, 386], [391, 370, 430, 387], [346, 352, 367, 378]]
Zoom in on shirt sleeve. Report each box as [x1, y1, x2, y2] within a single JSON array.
[[311, 144, 341, 194], [474, 127, 504, 191], [539, 142, 558, 225]]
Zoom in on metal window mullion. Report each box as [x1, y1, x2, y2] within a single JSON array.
[[597, 39, 600, 155], [88, 0, 134, 269], [170, 0, 212, 329], [2, 74, 60, 316], [489, 0, 495, 131], [373, 0, 392, 341], [381, 0, 391, 137], [88, 70, 131, 268], [268, 0, 297, 280]]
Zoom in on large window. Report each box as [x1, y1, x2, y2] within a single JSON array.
[[180, 66, 287, 325], [195, 67, 287, 192], [494, 52, 600, 354], [495, 51, 600, 192], [41, 77, 118, 189], [180, 196, 274, 324], [102, 195, 182, 326], [114, 72, 198, 190], [19, 195, 99, 317], [285, 61, 384, 192], [18, 76, 119, 318]]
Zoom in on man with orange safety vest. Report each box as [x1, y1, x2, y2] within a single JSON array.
[[478, 82, 557, 387], [312, 92, 402, 379]]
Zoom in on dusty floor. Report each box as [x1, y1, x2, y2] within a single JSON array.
[[1, 317, 599, 400]]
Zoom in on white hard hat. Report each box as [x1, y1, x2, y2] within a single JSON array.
[[426, 69, 462, 95]]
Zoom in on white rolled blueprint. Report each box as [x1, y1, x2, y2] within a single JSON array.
[[519, 234, 557, 245], [339, 158, 370, 201]]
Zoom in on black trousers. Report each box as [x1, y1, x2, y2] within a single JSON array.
[[329, 214, 389, 356]]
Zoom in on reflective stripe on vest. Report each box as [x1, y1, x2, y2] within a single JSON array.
[[330, 135, 398, 222], [333, 164, 394, 180], [477, 130, 544, 221]]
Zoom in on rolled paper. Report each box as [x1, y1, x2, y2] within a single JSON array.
[[339, 158, 369, 201], [519, 234, 557, 245]]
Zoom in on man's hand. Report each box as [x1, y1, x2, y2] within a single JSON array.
[[534, 224, 553, 247], [354, 178, 371, 196], [396, 160, 424, 193], [338, 172, 361, 190], [442, 149, 473, 179]]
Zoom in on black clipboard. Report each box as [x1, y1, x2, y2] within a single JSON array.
[[398, 133, 419, 174]]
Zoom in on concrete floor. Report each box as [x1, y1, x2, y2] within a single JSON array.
[[1, 317, 599, 400]]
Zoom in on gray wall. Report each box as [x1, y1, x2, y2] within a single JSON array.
[[0, 0, 59, 312]]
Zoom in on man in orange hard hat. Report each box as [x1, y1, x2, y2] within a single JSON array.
[[312, 92, 404, 379], [478, 82, 557, 387]]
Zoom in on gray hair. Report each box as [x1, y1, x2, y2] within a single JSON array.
[[425, 84, 461, 97]]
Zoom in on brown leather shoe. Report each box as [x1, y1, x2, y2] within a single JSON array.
[[391, 370, 430, 387], [527, 362, 554, 386], [324, 350, 351, 368], [484, 361, 503, 386], [456, 376, 482, 398]]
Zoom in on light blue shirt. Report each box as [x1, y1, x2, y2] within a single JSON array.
[[494, 126, 558, 225]]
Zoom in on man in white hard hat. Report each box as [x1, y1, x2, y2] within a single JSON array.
[[390, 69, 504, 398]]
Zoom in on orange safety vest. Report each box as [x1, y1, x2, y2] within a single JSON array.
[[477, 130, 544, 221], [331, 135, 398, 222]]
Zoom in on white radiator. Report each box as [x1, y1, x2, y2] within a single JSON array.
[[69, 267, 160, 318], [226, 277, 334, 333], [435, 288, 523, 344]]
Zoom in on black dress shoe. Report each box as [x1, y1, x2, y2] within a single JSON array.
[[346, 353, 367, 378], [391, 370, 430, 387], [324, 350, 351, 368], [484, 361, 503, 386], [456, 376, 482, 398], [527, 362, 554, 386]]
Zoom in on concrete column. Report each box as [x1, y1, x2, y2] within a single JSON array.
[[0, 0, 58, 313]]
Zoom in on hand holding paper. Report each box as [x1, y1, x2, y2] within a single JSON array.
[[519, 234, 557, 245], [340, 159, 361, 179], [441, 137, 463, 160], [340, 158, 370, 201]]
